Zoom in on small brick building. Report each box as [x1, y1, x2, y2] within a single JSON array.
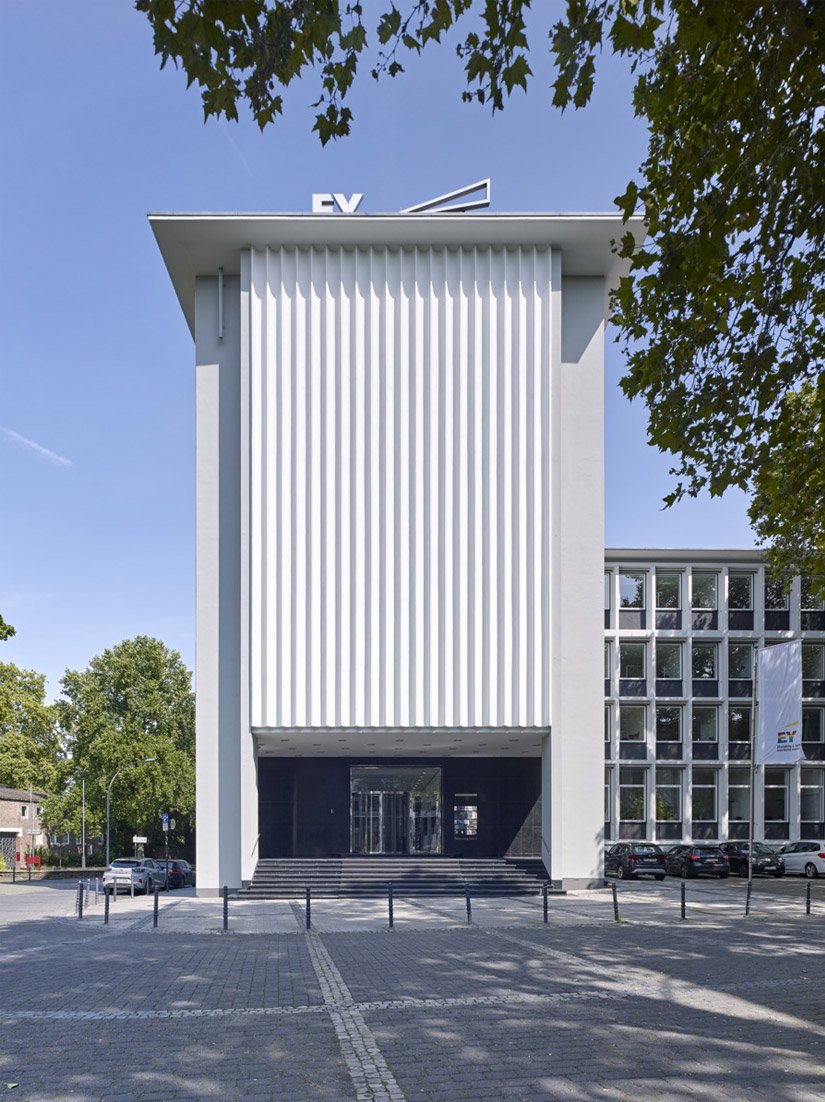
[[0, 785, 47, 867]]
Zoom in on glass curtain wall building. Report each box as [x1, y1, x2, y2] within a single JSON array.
[[605, 551, 825, 845]]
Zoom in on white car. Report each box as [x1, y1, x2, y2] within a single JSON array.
[[778, 842, 825, 879], [103, 858, 168, 895]]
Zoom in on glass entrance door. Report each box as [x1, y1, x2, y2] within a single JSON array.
[[350, 791, 409, 854], [350, 767, 442, 854]]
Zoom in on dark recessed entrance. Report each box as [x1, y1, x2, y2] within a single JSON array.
[[350, 766, 441, 854]]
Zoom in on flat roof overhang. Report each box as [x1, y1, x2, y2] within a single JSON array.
[[605, 548, 762, 563], [149, 211, 645, 335], [254, 726, 545, 758]]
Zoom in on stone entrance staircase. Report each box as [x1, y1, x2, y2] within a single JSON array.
[[239, 857, 550, 898]]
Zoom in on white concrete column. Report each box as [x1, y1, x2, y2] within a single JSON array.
[[195, 273, 250, 894], [542, 270, 606, 888]]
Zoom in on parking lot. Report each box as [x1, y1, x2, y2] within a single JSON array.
[[2, 877, 825, 1101]]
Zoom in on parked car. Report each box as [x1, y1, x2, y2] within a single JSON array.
[[102, 858, 168, 895], [664, 845, 730, 879], [154, 859, 195, 889], [718, 842, 784, 878], [776, 841, 825, 879], [605, 843, 667, 880], [177, 859, 196, 887]]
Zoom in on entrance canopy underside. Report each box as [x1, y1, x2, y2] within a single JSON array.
[[254, 726, 545, 757]]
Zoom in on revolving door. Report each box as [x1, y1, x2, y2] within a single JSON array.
[[350, 766, 442, 854]]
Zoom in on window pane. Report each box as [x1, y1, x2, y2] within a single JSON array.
[[692, 644, 717, 679], [620, 768, 646, 786], [656, 768, 681, 820], [692, 779, 716, 821], [765, 575, 789, 610], [728, 706, 752, 742], [620, 706, 646, 741], [619, 572, 645, 609], [656, 643, 682, 679], [802, 577, 825, 610], [604, 642, 611, 678], [656, 574, 680, 610], [692, 574, 717, 610], [656, 706, 682, 741], [764, 787, 787, 821], [604, 707, 612, 741], [692, 707, 718, 742], [764, 768, 788, 821], [801, 772, 824, 822], [620, 643, 645, 679], [604, 573, 611, 610], [803, 645, 824, 680], [604, 769, 612, 818], [803, 709, 824, 742], [728, 574, 753, 610], [619, 789, 645, 820], [728, 644, 753, 679], [728, 770, 750, 822]]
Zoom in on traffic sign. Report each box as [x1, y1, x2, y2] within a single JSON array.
[[161, 812, 169, 831], [169, 818, 176, 831], [133, 835, 148, 844]]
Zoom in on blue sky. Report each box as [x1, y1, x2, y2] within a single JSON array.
[[0, 1, 754, 697]]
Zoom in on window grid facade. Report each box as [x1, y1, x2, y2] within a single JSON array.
[[604, 554, 825, 844]]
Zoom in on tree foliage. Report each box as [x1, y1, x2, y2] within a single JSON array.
[[0, 663, 62, 791], [48, 636, 195, 857], [0, 615, 15, 642], [138, 1, 825, 578]]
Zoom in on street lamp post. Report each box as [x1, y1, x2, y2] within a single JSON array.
[[105, 758, 157, 867]]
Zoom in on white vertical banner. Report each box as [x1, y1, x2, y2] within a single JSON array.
[[757, 640, 804, 765]]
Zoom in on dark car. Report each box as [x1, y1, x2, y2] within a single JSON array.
[[718, 842, 785, 878], [605, 843, 667, 880], [665, 845, 730, 879], [177, 859, 196, 886], [154, 859, 194, 889]]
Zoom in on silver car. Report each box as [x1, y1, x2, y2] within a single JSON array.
[[103, 858, 168, 895], [778, 842, 825, 879]]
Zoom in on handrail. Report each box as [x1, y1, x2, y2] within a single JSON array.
[[251, 833, 260, 857]]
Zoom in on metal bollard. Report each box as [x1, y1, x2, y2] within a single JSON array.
[[807, 880, 812, 916], [85, 880, 90, 909], [305, 887, 311, 930], [104, 887, 110, 925], [111, 882, 116, 904], [28, 862, 31, 882], [77, 880, 84, 920], [612, 882, 619, 922], [680, 881, 686, 921], [388, 882, 394, 929], [153, 886, 159, 929], [543, 884, 549, 924], [95, 878, 99, 906], [12, 864, 15, 884], [130, 874, 134, 898], [745, 879, 752, 917], [465, 889, 472, 925], [223, 885, 229, 932]]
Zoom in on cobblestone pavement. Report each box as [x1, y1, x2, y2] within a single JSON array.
[[2, 882, 825, 1100]]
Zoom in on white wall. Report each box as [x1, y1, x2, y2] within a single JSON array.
[[244, 245, 555, 730], [195, 274, 257, 893], [543, 275, 606, 888]]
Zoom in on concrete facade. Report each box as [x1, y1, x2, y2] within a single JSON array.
[[605, 550, 825, 845], [152, 211, 642, 894]]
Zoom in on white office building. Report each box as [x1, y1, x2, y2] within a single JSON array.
[[152, 210, 641, 894], [604, 551, 825, 847]]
